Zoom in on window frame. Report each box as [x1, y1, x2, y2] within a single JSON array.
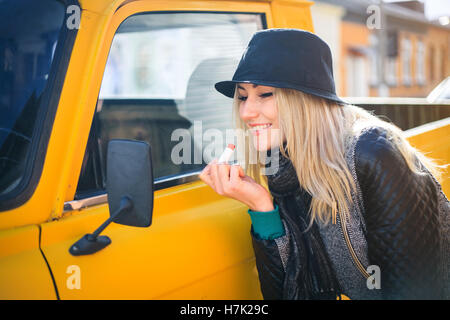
[[68, 8, 268, 206]]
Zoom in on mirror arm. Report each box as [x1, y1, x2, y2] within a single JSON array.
[[69, 196, 133, 256], [88, 196, 133, 241]]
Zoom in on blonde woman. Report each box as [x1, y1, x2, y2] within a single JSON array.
[[199, 29, 449, 300]]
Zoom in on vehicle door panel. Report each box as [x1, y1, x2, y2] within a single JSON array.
[[40, 1, 273, 299], [0, 225, 56, 299]]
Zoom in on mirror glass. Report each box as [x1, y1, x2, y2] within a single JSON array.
[[106, 139, 153, 227]]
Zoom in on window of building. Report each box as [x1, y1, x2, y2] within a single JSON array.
[[385, 57, 397, 86], [346, 54, 369, 97], [437, 46, 444, 80], [442, 46, 446, 80], [386, 31, 398, 86], [369, 34, 379, 86], [402, 38, 412, 86], [429, 45, 435, 82], [435, 47, 442, 83], [416, 40, 425, 86]]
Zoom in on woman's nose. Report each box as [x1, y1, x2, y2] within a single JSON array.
[[239, 99, 259, 121]]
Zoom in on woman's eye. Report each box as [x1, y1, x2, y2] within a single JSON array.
[[238, 96, 248, 101], [260, 92, 273, 98]]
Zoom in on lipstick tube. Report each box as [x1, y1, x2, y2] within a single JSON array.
[[218, 144, 236, 164]]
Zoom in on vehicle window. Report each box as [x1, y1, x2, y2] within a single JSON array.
[[0, 0, 65, 197], [75, 12, 265, 198]]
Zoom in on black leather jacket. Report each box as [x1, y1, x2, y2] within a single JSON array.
[[251, 126, 449, 300]]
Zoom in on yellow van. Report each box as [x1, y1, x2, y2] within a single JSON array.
[[0, 0, 448, 300], [0, 0, 320, 300]]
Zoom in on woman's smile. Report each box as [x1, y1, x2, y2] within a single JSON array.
[[248, 123, 273, 135]]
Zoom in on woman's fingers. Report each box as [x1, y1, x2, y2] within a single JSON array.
[[238, 165, 245, 178], [200, 159, 231, 195], [210, 161, 225, 194], [199, 159, 217, 188], [202, 161, 270, 210], [214, 162, 232, 195], [230, 164, 244, 185], [218, 162, 232, 181], [201, 160, 248, 199]]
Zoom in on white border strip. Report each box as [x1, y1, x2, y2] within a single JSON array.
[[404, 117, 450, 138], [344, 97, 450, 105]]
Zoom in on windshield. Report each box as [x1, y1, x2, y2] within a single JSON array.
[[0, 0, 65, 196]]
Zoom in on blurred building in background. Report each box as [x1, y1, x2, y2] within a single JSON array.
[[311, 0, 450, 98]]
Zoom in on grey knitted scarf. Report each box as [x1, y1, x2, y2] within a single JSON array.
[[264, 145, 342, 299]]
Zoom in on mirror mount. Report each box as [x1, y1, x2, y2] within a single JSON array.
[[69, 139, 153, 257], [69, 196, 133, 256]]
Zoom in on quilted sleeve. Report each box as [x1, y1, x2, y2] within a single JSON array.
[[354, 127, 443, 299], [250, 223, 290, 299]]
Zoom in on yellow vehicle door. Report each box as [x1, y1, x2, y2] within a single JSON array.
[[39, 0, 280, 299]]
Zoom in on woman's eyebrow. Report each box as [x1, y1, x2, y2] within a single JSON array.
[[237, 84, 259, 90]]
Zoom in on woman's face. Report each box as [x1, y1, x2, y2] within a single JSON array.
[[237, 83, 281, 152]]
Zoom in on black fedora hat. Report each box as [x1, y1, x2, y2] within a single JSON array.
[[215, 28, 347, 105]]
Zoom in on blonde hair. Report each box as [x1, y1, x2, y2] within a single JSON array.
[[232, 87, 444, 225]]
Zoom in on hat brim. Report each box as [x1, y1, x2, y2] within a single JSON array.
[[214, 80, 347, 106]]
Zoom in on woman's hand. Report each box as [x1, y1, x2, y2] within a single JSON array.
[[199, 159, 274, 212]]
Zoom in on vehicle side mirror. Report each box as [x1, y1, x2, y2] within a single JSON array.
[[69, 139, 154, 256], [106, 139, 154, 227]]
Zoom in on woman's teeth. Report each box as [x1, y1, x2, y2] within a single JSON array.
[[251, 124, 272, 130]]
